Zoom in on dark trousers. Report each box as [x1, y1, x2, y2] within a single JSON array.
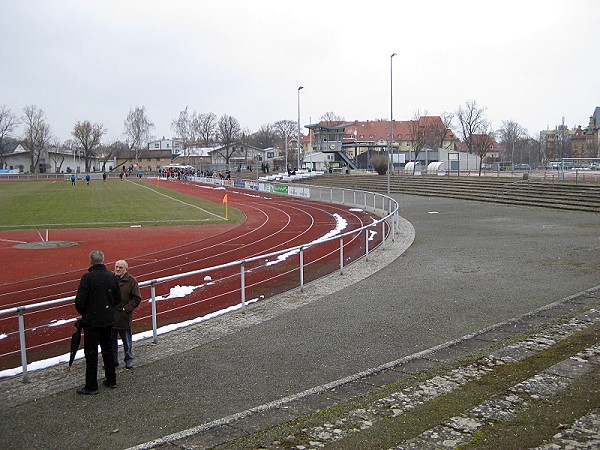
[[83, 324, 116, 390]]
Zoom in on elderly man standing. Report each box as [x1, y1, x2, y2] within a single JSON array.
[[75, 250, 121, 394], [113, 259, 142, 369]]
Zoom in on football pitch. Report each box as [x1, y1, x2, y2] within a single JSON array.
[[0, 179, 242, 230]]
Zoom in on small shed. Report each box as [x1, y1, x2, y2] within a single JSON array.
[[427, 161, 446, 175], [404, 161, 421, 175]]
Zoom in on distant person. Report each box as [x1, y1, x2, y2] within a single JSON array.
[[74, 250, 121, 394], [112, 260, 141, 369], [85, 173, 90, 185], [102, 172, 107, 182], [71, 174, 75, 185], [119, 172, 124, 180]]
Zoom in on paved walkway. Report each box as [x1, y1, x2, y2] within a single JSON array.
[[1, 195, 599, 449]]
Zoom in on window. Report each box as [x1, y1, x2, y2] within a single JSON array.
[[154, 143, 160, 148]]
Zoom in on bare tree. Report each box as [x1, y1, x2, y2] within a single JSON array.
[[438, 112, 455, 149], [22, 105, 53, 173], [456, 99, 487, 154], [473, 123, 496, 175], [197, 112, 217, 147], [123, 106, 154, 161], [252, 124, 277, 148], [48, 138, 66, 173], [72, 120, 106, 171], [320, 112, 344, 126], [0, 106, 19, 169], [171, 106, 196, 163], [273, 119, 297, 168], [215, 114, 241, 164], [408, 112, 429, 173], [497, 120, 528, 167], [102, 140, 128, 172]]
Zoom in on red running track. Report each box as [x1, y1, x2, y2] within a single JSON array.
[[0, 178, 384, 370]]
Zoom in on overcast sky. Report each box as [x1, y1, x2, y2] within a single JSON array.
[[1, 0, 598, 144]]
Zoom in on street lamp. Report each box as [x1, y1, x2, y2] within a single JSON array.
[[297, 86, 304, 172], [388, 53, 397, 197]]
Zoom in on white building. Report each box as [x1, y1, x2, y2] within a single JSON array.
[[3, 144, 113, 174], [148, 138, 184, 155], [303, 151, 337, 171]]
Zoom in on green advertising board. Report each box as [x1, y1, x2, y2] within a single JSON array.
[[273, 185, 289, 195]]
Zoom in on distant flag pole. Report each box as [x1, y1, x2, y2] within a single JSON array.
[[223, 193, 228, 220]]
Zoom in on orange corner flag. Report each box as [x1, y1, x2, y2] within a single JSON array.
[[222, 194, 228, 205]]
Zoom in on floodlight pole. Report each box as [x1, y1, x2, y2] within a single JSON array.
[[298, 86, 304, 171], [388, 53, 397, 201]]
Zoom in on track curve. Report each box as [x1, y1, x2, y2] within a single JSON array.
[[0, 179, 384, 370]]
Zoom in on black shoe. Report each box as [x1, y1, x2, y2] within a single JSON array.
[[103, 380, 117, 389], [77, 387, 99, 395]]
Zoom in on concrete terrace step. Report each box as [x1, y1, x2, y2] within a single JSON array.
[[148, 290, 600, 449], [294, 174, 600, 213]]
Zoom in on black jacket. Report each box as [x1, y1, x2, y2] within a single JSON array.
[[75, 264, 121, 327]]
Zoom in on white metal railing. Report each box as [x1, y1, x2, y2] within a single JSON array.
[[0, 181, 399, 382]]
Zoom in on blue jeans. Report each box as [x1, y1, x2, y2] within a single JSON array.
[[112, 328, 133, 366]]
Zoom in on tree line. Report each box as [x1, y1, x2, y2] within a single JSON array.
[[0, 101, 561, 174], [0, 105, 302, 173]]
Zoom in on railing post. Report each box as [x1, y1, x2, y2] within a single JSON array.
[[300, 246, 304, 292], [382, 220, 386, 249], [18, 308, 29, 383], [365, 228, 369, 261], [339, 236, 344, 275], [151, 280, 158, 344], [241, 260, 246, 309]]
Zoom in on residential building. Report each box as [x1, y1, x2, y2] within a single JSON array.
[[148, 137, 184, 155], [306, 116, 457, 170], [571, 107, 600, 159], [115, 149, 172, 173], [208, 144, 279, 171]]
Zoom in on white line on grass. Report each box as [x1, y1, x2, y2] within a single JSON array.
[[0, 219, 216, 229], [129, 180, 226, 220]]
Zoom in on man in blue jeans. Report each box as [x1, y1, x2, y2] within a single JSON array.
[[113, 259, 142, 369], [75, 250, 121, 394]]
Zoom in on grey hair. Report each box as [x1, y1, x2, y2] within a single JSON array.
[[89, 250, 105, 265]]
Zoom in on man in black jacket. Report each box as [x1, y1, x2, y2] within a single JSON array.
[[75, 250, 121, 395]]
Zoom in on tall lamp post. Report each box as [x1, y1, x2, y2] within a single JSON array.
[[388, 53, 397, 197], [297, 86, 304, 171]]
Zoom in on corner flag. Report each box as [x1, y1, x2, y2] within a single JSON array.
[[223, 194, 228, 220]]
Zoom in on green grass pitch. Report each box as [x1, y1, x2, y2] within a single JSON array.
[[0, 179, 242, 230]]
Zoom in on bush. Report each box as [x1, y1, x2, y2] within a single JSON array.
[[371, 155, 389, 175]]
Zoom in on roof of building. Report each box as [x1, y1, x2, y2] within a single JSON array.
[[306, 117, 456, 142]]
